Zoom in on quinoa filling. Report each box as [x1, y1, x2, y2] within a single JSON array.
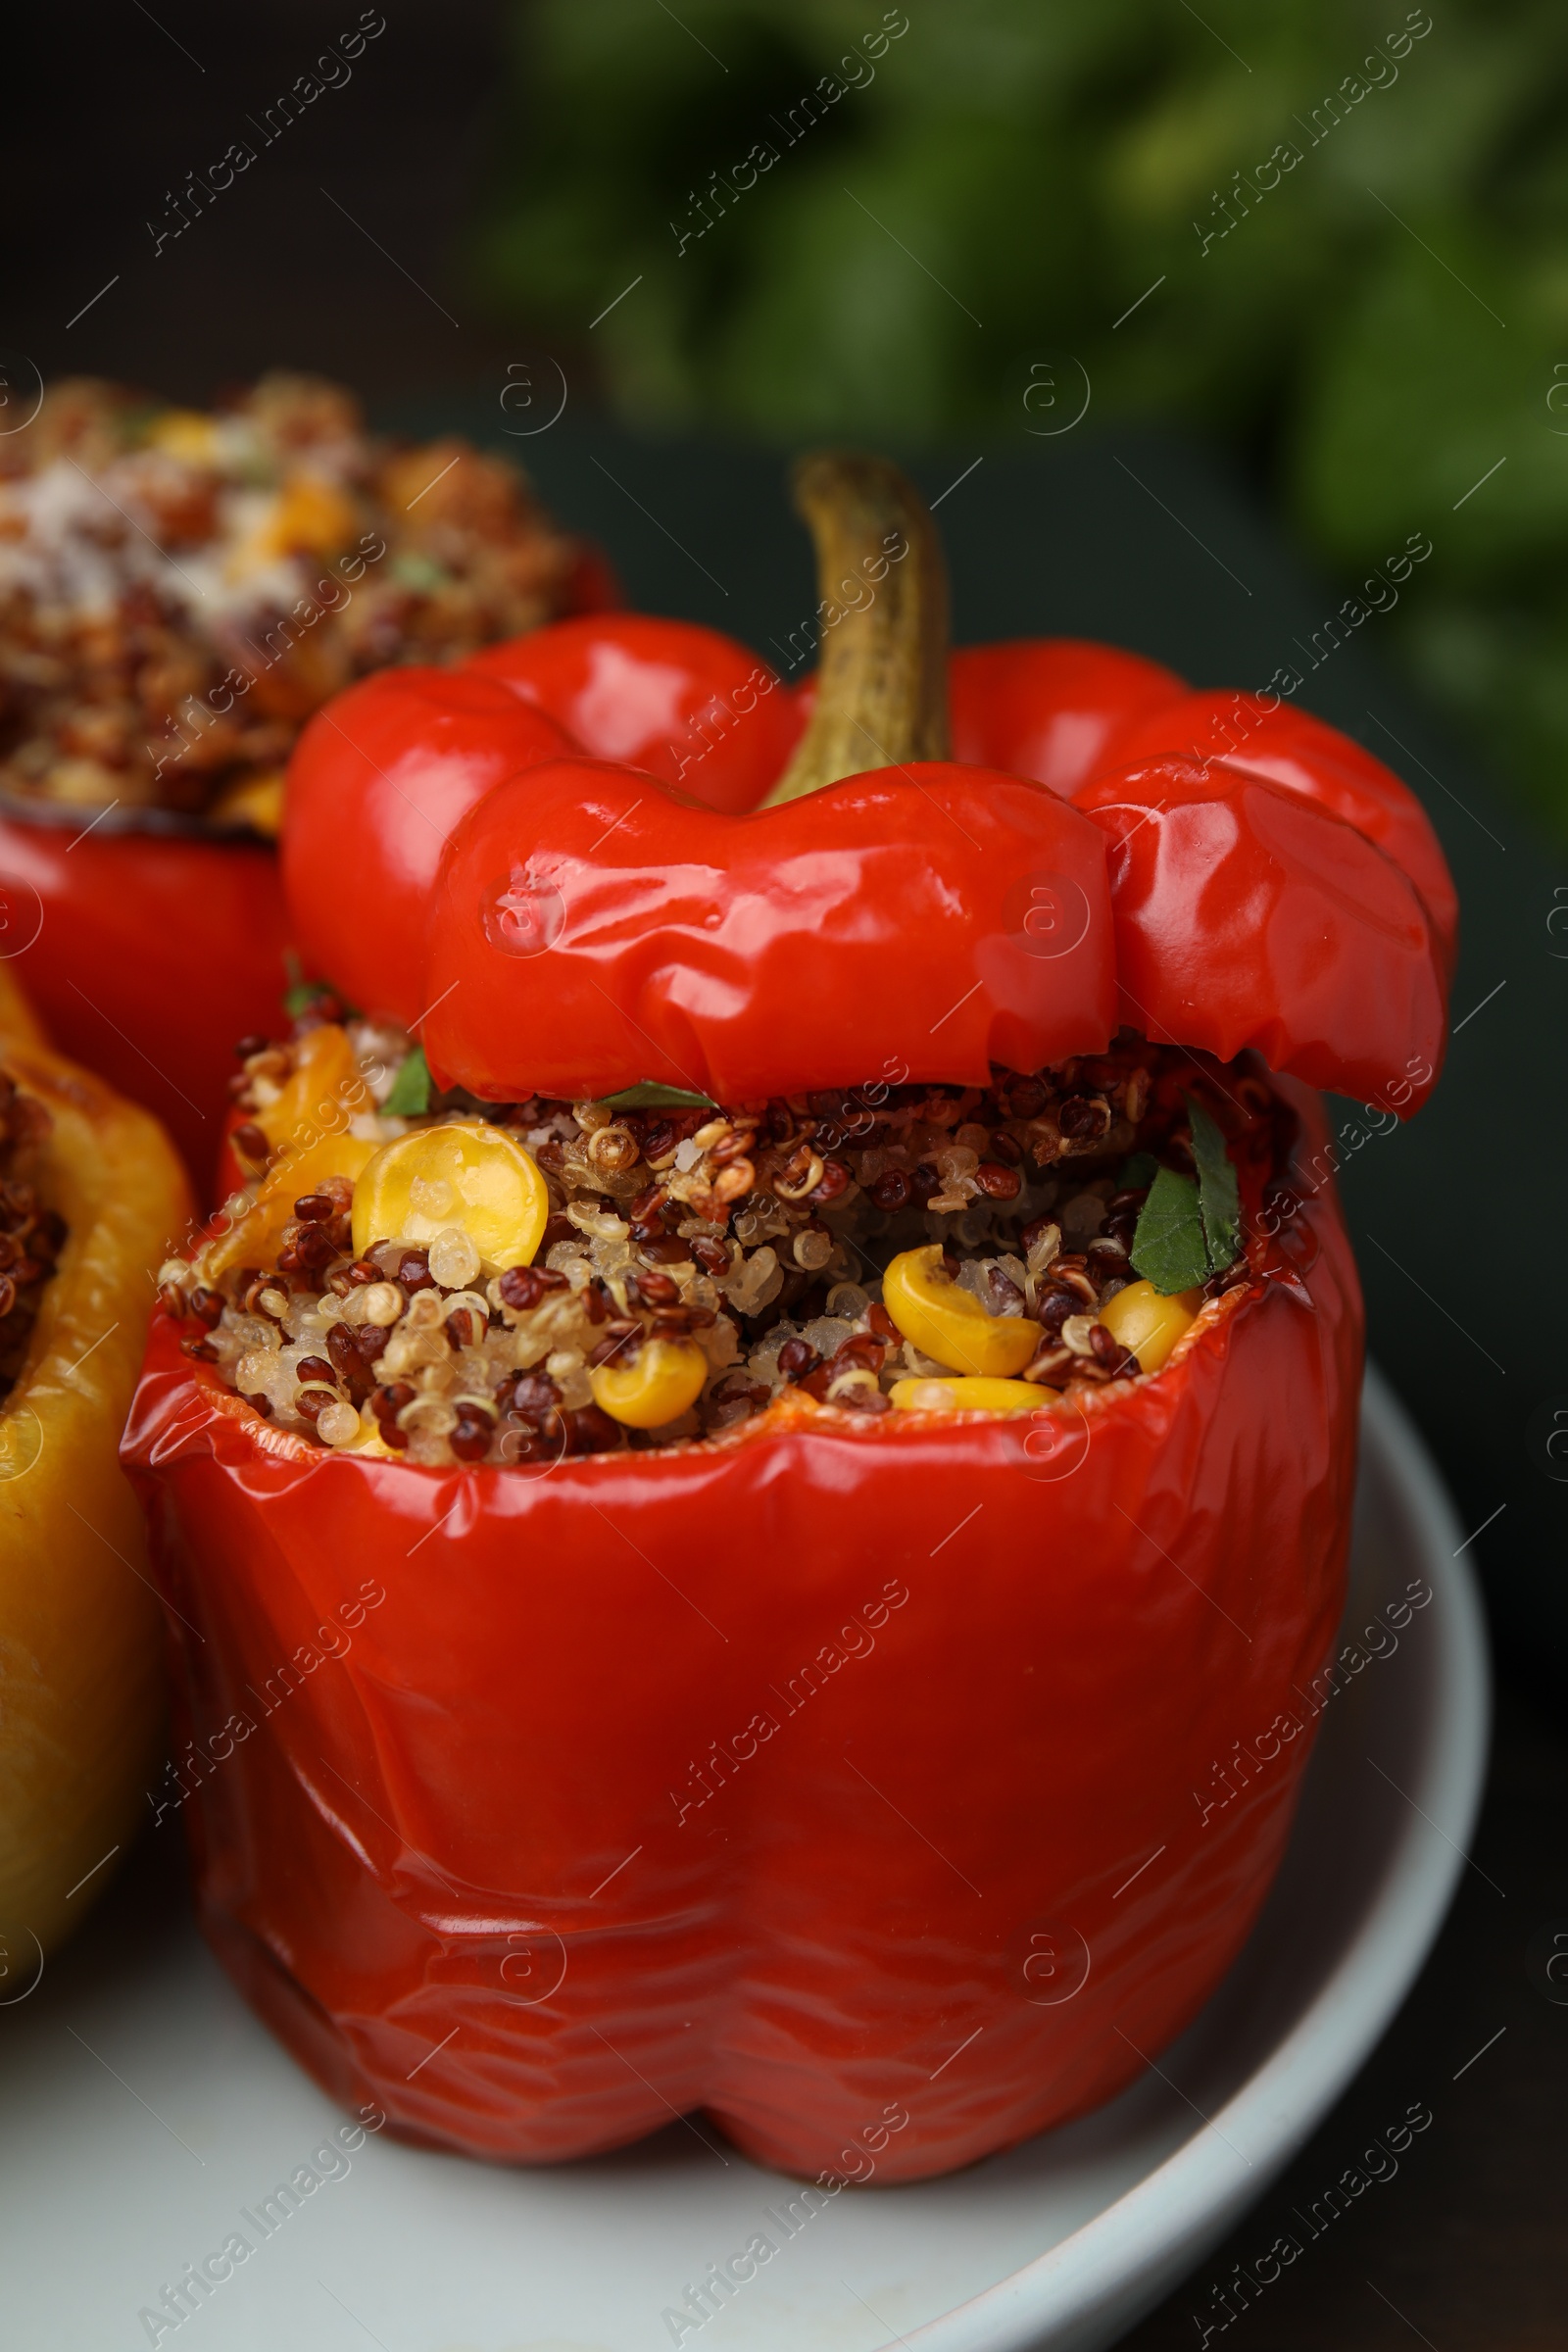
[[0, 1070, 63, 1404], [0, 373, 587, 828], [162, 1020, 1289, 1464]]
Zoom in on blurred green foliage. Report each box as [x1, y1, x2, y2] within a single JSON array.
[[478, 0, 1568, 830]]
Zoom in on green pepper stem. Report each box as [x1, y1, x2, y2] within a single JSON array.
[[759, 451, 951, 808]]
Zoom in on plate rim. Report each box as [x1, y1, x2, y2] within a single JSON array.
[[900, 1361, 1490, 2352]]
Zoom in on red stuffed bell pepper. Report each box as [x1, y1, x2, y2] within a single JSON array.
[[123, 454, 1452, 2183]]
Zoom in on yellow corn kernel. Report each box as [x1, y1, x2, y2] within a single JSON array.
[[256, 1022, 372, 1152], [590, 1338, 708, 1430], [207, 1131, 377, 1279], [348, 1422, 398, 1459], [351, 1120, 548, 1271], [209, 770, 285, 838], [226, 473, 361, 581], [882, 1245, 1039, 1379], [145, 408, 221, 466], [268, 472, 361, 557], [1098, 1279, 1200, 1373], [889, 1376, 1057, 1414]]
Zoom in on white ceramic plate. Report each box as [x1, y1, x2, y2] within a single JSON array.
[[0, 1366, 1486, 2352]]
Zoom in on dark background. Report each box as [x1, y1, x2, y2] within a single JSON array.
[[3, 6, 1565, 2344]]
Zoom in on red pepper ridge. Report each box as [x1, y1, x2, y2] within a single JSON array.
[[422, 758, 1118, 1104]]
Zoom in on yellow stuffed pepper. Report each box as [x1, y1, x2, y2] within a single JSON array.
[[0, 961, 190, 1969]]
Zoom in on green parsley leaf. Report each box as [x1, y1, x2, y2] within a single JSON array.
[[598, 1081, 716, 1112], [383, 1045, 432, 1116], [1130, 1167, 1210, 1296], [1185, 1095, 1242, 1273], [1118, 1151, 1158, 1192], [282, 950, 318, 1019], [391, 551, 451, 593], [280, 952, 359, 1022]]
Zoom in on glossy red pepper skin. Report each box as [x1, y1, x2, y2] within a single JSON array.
[[467, 613, 806, 813], [282, 671, 580, 1031], [122, 1082, 1358, 2180], [947, 650, 1457, 992], [0, 813, 290, 1191], [1099, 690, 1459, 972], [1076, 760, 1447, 1110], [289, 632, 1453, 1119], [422, 758, 1118, 1102], [949, 638, 1187, 795]]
